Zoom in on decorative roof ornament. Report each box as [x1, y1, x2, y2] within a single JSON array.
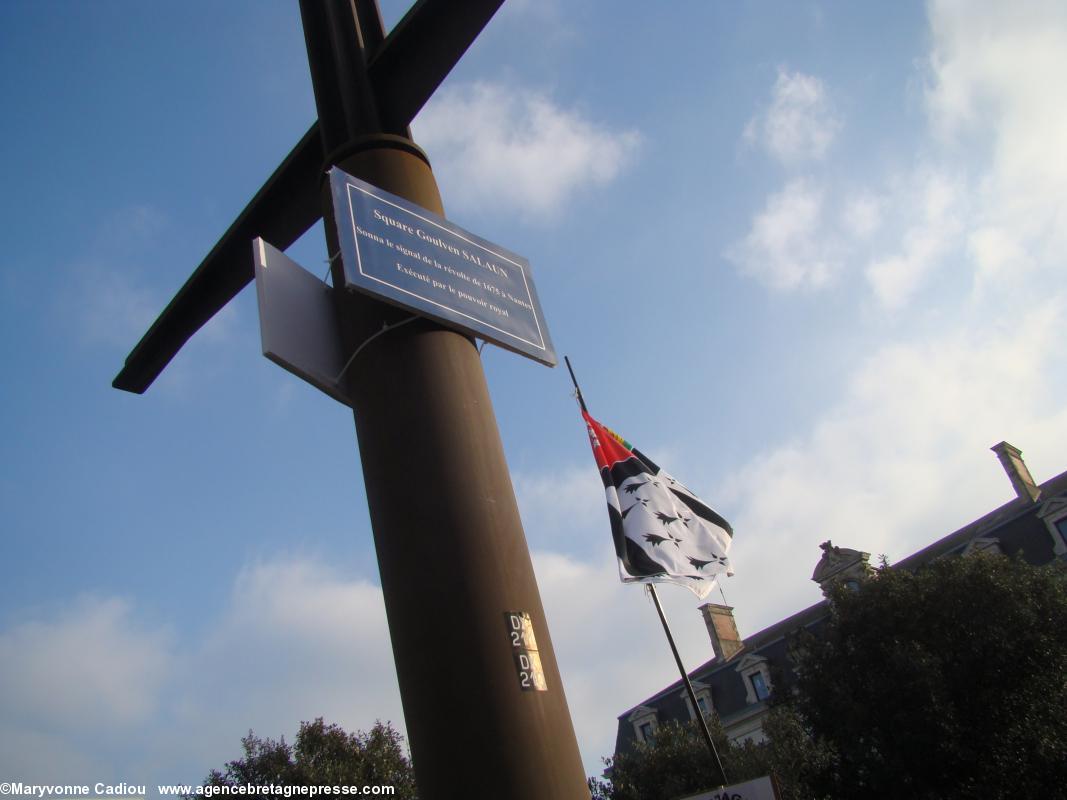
[[811, 540, 874, 597]]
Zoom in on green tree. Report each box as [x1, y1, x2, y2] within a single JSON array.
[[755, 704, 833, 800], [193, 718, 418, 800], [590, 555, 1067, 800], [793, 554, 1067, 799], [587, 711, 814, 800]]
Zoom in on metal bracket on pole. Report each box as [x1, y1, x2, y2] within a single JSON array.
[[321, 251, 341, 284]]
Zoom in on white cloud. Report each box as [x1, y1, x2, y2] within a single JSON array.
[[841, 192, 883, 240], [0, 558, 403, 792], [514, 465, 605, 552], [0, 543, 712, 786], [850, 0, 1067, 310], [967, 225, 1031, 287], [865, 170, 966, 309], [532, 550, 720, 778], [0, 596, 172, 731], [717, 299, 1067, 630], [413, 81, 641, 221], [926, 0, 1067, 284], [716, 0, 1067, 710], [172, 557, 403, 764], [527, 285, 1067, 778], [726, 178, 838, 291], [746, 69, 840, 164], [736, 6, 1067, 307]]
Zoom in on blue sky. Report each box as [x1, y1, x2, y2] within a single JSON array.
[[3, 0, 1066, 789]]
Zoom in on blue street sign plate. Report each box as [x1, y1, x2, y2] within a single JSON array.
[[329, 168, 556, 367]]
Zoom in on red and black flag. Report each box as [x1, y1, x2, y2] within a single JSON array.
[[582, 410, 733, 598]]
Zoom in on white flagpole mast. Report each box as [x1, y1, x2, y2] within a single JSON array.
[[563, 356, 729, 790]]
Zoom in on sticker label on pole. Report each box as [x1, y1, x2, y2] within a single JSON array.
[[505, 611, 548, 692]]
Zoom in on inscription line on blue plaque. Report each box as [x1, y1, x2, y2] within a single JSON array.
[[347, 185, 542, 348], [332, 169, 556, 367], [344, 182, 545, 350]]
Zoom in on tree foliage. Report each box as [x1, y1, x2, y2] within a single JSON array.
[[194, 718, 417, 800], [592, 555, 1067, 800], [754, 704, 833, 800], [587, 709, 825, 800], [793, 554, 1067, 799]]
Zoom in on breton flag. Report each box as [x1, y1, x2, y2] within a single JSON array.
[[582, 410, 733, 599]]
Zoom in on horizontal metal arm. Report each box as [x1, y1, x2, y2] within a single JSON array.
[[112, 123, 324, 393], [368, 0, 504, 134], [113, 0, 505, 394]]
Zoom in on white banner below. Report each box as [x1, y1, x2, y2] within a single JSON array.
[[678, 775, 780, 800]]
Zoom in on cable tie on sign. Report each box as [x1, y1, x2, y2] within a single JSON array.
[[335, 316, 419, 382], [322, 251, 341, 285]]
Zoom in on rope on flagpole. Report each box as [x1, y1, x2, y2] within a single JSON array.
[[564, 355, 588, 413]]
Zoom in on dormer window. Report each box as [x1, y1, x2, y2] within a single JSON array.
[[749, 671, 770, 701], [735, 654, 773, 704], [1038, 497, 1067, 558], [627, 705, 659, 745], [961, 537, 1004, 558], [678, 680, 714, 721]]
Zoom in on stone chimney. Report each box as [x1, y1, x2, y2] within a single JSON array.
[[991, 441, 1041, 503], [698, 603, 743, 661]]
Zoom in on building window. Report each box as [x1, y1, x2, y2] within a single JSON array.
[[750, 671, 770, 701], [639, 722, 654, 743], [679, 681, 713, 721], [1038, 499, 1067, 557], [628, 705, 659, 745], [735, 654, 773, 704], [961, 537, 1004, 558]]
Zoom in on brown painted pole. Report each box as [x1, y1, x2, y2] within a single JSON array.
[[319, 136, 590, 799], [112, 3, 587, 792]]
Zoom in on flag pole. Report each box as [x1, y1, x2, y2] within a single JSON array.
[[648, 582, 730, 789], [564, 355, 588, 413], [564, 356, 728, 789]]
